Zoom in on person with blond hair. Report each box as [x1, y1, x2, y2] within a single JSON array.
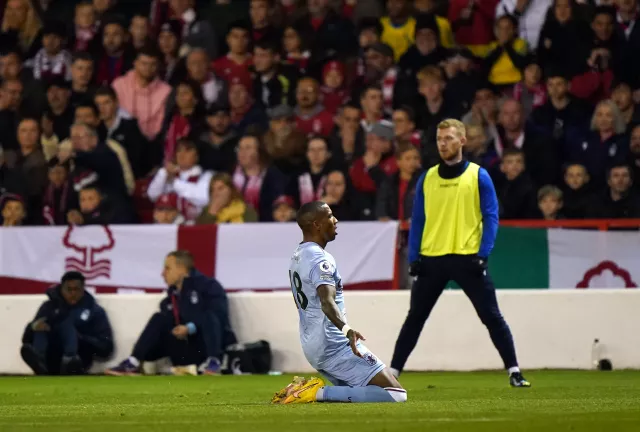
[[390, 118, 531, 388], [2, 0, 42, 59], [565, 99, 629, 188], [195, 172, 258, 224]]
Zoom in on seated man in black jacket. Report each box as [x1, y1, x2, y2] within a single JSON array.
[[106, 250, 237, 376], [20, 272, 114, 375]]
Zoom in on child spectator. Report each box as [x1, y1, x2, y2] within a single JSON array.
[[320, 60, 349, 115], [67, 185, 129, 225], [282, 24, 310, 74], [42, 157, 77, 226], [73, 1, 97, 52], [513, 60, 547, 119], [272, 195, 296, 222], [483, 15, 527, 88], [213, 21, 252, 82], [1, 193, 26, 226], [537, 185, 564, 220], [562, 163, 591, 219], [153, 193, 185, 225], [496, 148, 536, 219], [32, 20, 72, 82]]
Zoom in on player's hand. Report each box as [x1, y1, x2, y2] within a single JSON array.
[[346, 329, 365, 357], [409, 259, 425, 277], [31, 318, 50, 332], [172, 325, 189, 340]]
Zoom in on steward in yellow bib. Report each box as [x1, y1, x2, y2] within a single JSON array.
[[390, 119, 531, 388]]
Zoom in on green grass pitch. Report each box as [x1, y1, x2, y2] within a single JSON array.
[[1, 371, 639, 431]]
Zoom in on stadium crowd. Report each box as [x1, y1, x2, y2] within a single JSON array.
[[1, 0, 640, 229]]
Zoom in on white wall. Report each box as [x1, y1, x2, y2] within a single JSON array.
[[1, 290, 639, 374]]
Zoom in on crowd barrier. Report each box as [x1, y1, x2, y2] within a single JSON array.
[[1, 290, 639, 374]]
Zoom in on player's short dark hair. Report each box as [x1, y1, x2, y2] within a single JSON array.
[[168, 250, 195, 271], [175, 138, 198, 153], [80, 185, 101, 195], [296, 201, 327, 231], [72, 51, 94, 65], [94, 85, 118, 101], [61, 271, 85, 285]]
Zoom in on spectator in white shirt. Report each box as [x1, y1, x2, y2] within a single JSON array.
[[147, 138, 213, 223]]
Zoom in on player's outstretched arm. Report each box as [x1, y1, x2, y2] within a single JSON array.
[[318, 284, 365, 357]]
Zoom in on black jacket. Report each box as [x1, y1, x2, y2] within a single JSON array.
[[160, 270, 237, 349], [294, 10, 358, 74], [562, 185, 593, 219], [107, 117, 149, 178], [529, 98, 592, 154], [537, 18, 592, 78], [196, 130, 239, 173], [587, 190, 640, 219], [496, 172, 537, 220], [375, 171, 422, 220], [22, 285, 114, 358], [253, 65, 298, 109]]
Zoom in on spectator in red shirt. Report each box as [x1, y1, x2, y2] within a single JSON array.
[[213, 21, 252, 82], [349, 120, 398, 219], [320, 60, 349, 115], [294, 77, 334, 137]]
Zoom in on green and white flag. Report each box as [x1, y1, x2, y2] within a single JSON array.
[[490, 227, 640, 289]]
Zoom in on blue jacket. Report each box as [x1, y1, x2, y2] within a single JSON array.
[[160, 270, 237, 347], [408, 160, 499, 263], [22, 286, 114, 357]]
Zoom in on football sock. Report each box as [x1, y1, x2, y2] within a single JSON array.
[[316, 386, 406, 403], [390, 367, 400, 378], [128, 356, 140, 367], [508, 366, 520, 375]]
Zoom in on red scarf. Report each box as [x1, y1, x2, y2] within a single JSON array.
[[165, 114, 191, 163], [513, 82, 547, 109], [298, 172, 326, 205], [42, 182, 70, 225], [233, 165, 266, 214]]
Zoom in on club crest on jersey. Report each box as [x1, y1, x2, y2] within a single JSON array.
[[362, 352, 377, 366]]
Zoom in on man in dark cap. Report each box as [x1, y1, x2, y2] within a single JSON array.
[[21, 271, 114, 375]]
